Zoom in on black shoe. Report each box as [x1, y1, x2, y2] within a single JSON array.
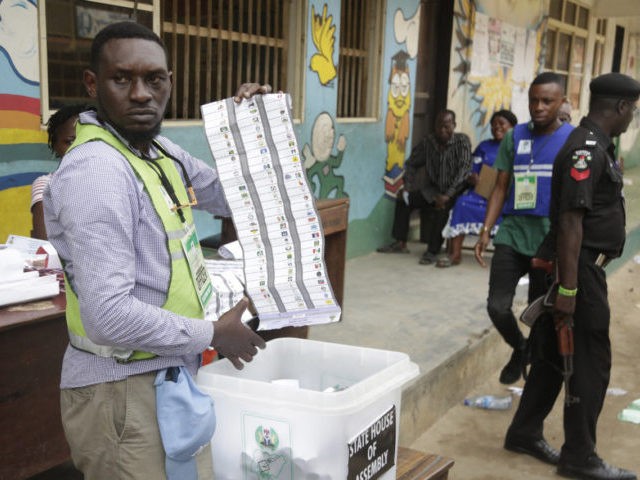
[[499, 347, 524, 384], [419, 251, 436, 265], [504, 436, 560, 465], [558, 455, 637, 480], [377, 241, 410, 254]]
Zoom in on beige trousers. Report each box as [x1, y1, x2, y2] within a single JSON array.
[[60, 371, 214, 480]]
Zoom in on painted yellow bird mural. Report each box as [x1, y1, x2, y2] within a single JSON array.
[[385, 51, 411, 172], [310, 4, 337, 85]]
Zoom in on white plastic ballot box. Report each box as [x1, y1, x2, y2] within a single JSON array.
[[196, 338, 419, 480]]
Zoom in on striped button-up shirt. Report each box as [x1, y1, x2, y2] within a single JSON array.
[[406, 132, 472, 202], [44, 111, 230, 388]]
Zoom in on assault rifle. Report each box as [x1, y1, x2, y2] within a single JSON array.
[[520, 259, 579, 406]]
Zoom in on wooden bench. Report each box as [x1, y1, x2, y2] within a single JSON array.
[[397, 447, 455, 480]]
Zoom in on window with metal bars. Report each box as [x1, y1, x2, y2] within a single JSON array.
[[161, 0, 302, 120], [40, 0, 304, 123], [337, 0, 383, 119]]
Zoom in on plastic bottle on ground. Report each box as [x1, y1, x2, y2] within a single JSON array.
[[463, 395, 512, 410]]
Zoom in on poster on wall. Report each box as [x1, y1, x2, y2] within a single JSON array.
[[499, 23, 516, 67], [470, 13, 491, 77], [470, 10, 537, 119], [76, 6, 130, 39]]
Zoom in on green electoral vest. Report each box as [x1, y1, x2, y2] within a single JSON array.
[[63, 122, 211, 362]]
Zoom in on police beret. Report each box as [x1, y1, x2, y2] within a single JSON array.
[[590, 73, 640, 100]]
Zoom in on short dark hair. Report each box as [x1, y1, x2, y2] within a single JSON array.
[[90, 21, 166, 72], [47, 104, 91, 153], [530, 72, 565, 91], [439, 109, 456, 123], [490, 109, 518, 127]]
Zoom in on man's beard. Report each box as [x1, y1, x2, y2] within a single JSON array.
[[97, 98, 163, 146], [119, 122, 162, 145]]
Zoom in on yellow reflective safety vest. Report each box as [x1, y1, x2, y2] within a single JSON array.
[[64, 122, 206, 362]]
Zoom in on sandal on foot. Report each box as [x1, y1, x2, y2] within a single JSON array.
[[377, 241, 409, 254], [436, 256, 461, 268]]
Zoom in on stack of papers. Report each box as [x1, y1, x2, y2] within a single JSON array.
[[218, 240, 243, 260], [5, 234, 62, 268], [0, 246, 59, 307], [203, 263, 253, 323]]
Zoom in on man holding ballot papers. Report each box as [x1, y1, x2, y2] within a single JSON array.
[[44, 21, 267, 479]]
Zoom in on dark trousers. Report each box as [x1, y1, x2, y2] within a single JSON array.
[[507, 250, 611, 464], [487, 244, 548, 349], [391, 191, 451, 254]]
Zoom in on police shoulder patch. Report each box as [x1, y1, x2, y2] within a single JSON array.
[[570, 148, 592, 182], [571, 149, 592, 170]]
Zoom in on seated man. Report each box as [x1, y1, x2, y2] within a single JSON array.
[[377, 109, 472, 264]]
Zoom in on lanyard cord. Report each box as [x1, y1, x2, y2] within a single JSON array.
[[153, 142, 195, 193], [145, 157, 187, 223], [528, 131, 556, 170]]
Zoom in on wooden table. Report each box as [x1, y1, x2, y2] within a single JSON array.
[[315, 197, 349, 308], [0, 293, 69, 480], [397, 447, 455, 479]]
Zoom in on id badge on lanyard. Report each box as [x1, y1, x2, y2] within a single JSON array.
[[513, 172, 537, 210], [180, 223, 213, 310]]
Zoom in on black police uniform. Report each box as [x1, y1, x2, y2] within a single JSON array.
[[505, 116, 625, 464]]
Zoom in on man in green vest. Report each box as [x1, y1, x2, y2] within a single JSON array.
[[44, 21, 268, 479]]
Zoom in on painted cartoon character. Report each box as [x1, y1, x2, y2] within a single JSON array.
[[385, 50, 411, 172], [302, 112, 348, 199], [0, 0, 39, 84], [310, 4, 337, 85]]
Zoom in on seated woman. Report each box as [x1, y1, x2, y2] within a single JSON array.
[[436, 109, 517, 267], [31, 104, 90, 239]]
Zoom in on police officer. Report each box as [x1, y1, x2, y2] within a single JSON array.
[[504, 73, 640, 480]]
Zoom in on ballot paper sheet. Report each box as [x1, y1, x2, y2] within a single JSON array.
[[201, 93, 341, 330]]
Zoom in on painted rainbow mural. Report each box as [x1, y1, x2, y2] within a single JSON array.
[[0, 0, 50, 241]]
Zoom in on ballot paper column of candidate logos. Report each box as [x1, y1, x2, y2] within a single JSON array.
[[201, 94, 341, 330]]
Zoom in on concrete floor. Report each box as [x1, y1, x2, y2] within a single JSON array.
[[30, 252, 640, 480], [409, 257, 640, 479], [30, 168, 640, 479]]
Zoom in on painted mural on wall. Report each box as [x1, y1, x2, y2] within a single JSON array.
[[449, 0, 545, 143], [310, 4, 338, 86], [0, 0, 39, 84], [383, 5, 420, 199], [302, 112, 347, 198], [0, 0, 46, 242]]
